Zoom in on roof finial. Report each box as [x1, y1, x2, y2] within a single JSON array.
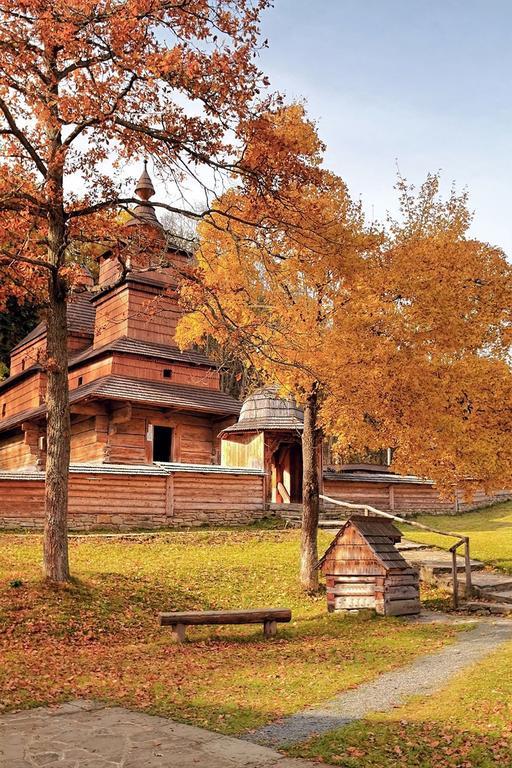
[[126, 160, 162, 230], [135, 159, 155, 201]]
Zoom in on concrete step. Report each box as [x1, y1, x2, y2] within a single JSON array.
[[464, 601, 512, 616]]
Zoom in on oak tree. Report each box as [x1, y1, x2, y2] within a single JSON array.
[[0, 0, 306, 581], [177, 115, 374, 591]]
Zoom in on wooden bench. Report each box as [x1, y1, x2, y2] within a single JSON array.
[[159, 607, 292, 642]]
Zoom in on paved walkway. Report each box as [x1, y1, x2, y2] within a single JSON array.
[[0, 699, 334, 768], [244, 619, 512, 748]]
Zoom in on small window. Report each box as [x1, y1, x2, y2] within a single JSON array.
[[152, 426, 173, 462], [163, 369, 172, 379], [21, 359, 25, 371], [1, 404, 6, 418], [77, 376, 83, 387]]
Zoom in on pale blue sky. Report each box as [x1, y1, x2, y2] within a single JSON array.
[[258, 0, 512, 255]]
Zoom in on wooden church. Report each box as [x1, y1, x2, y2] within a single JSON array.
[[0, 165, 508, 530]]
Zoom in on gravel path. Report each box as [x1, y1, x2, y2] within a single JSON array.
[[244, 619, 512, 748]]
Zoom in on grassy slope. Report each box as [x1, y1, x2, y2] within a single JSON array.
[[0, 528, 459, 734], [289, 639, 512, 768], [398, 500, 512, 573]]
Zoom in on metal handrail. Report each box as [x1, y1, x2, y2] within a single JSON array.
[[319, 494, 472, 608]]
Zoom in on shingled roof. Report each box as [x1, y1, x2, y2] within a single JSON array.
[[0, 374, 241, 435], [69, 375, 241, 415], [69, 336, 217, 370], [11, 293, 95, 352], [317, 515, 409, 571]]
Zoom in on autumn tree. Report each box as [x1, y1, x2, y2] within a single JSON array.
[[0, 0, 313, 582], [178, 162, 512, 591], [321, 174, 512, 496], [177, 129, 375, 591]]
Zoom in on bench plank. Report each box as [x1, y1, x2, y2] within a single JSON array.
[[159, 608, 291, 627]]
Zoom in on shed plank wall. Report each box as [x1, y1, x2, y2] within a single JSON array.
[[221, 432, 265, 469]]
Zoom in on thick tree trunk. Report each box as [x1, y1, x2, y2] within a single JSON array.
[[43, 276, 71, 582], [300, 383, 320, 593]]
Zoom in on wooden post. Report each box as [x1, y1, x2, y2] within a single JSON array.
[[451, 547, 459, 609], [263, 619, 277, 638], [388, 485, 395, 512], [171, 623, 186, 643], [165, 473, 174, 519], [464, 536, 472, 598]]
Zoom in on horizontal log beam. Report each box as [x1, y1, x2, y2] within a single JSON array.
[[159, 608, 291, 626], [71, 402, 107, 416]]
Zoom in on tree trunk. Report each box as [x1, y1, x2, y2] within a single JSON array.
[[300, 383, 320, 592], [43, 275, 71, 582]]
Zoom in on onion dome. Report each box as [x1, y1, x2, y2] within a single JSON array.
[[125, 160, 163, 230], [221, 387, 304, 434]]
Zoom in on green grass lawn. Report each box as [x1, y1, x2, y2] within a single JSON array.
[[0, 527, 460, 734], [397, 500, 512, 573], [288, 638, 512, 767]]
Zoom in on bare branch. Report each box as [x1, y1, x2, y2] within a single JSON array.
[[0, 97, 47, 176]]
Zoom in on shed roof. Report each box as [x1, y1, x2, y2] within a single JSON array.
[[317, 515, 409, 572], [350, 516, 402, 540]]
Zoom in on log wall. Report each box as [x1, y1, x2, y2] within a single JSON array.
[[0, 468, 266, 530], [0, 372, 46, 419], [111, 355, 220, 389], [322, 477, 511, 516], [103, 406, 217, 465], [0, 427, 42, 470], [70, 416, 107, 464], [93, 283, 182, 348]]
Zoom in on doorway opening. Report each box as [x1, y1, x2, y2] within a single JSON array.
[[271, 441, 303, 503], [152, 426, 173, 462]]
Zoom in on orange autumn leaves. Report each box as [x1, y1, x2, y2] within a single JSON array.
[[0, 0, 290, 307], [178, 115, 512, 495]]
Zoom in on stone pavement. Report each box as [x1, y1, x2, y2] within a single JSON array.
[[0, 699, 333, 768]]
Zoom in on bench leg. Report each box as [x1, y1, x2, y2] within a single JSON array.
[[263, 620, 277, 638], [171, 623, 186, 643]]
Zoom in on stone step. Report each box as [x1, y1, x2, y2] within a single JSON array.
[[466, 572, 512, 594], [404, 549, 485, 577], [318, 520, 345, 529], [464, 601, 512, 616], [482, 589, 512, 605], [396, 539, 431, 552]]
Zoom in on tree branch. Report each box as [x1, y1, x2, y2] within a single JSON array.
[[0, 97, 47, 177]]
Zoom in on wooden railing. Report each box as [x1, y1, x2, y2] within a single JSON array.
[[319, 494, 472, 609]]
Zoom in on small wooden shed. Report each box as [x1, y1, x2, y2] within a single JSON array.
[[317, 515, 421, 616]]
